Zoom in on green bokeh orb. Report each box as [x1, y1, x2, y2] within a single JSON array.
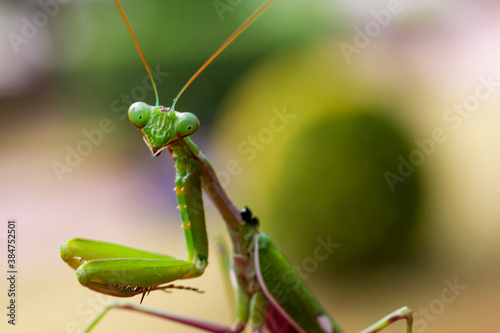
[[265, 110, 421, 274]]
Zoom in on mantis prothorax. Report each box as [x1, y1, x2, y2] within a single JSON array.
[[60, 1, 414, 332]]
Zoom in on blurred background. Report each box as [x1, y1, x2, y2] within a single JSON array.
[[1, 0, 500, 332]]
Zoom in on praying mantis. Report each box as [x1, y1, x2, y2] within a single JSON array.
[[60, 0, 414, 332]]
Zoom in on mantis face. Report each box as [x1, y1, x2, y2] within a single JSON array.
[[128, 101, 199, 156]]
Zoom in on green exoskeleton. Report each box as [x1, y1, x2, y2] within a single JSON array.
[[60, 0, 414, 332]]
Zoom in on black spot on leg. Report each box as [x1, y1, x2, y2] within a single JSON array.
[[241, 206, 259, 227]]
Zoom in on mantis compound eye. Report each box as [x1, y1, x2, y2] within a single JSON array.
[[128, 102, 151, 129], [176, 112, 199, 137]]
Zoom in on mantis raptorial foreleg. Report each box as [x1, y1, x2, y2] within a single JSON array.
[[60, 238, 204, 298], [60, 150, 210, 297]]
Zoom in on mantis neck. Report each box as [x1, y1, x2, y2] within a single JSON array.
[[168, 137, 249, 259]]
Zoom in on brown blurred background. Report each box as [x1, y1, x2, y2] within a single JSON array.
[[1, 0, 500, 332]]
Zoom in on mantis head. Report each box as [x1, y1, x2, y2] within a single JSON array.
[[128, 101, 199, 156]]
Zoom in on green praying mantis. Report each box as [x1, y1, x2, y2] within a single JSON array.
[[60, 0, 414, 332]]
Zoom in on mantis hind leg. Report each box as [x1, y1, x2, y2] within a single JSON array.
[[83, 300, 240, 333], [215, 236, 252, 332], [214, 236, 267, 333], [358, 306, 413, 333], [215, 236, 236, 318]]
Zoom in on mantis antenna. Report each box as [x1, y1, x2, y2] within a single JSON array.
[[114, 0, 160, 107], [171, 0, 277, 109], [115, 0, 277, 110]]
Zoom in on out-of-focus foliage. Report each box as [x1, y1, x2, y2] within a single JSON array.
[[266, 111, 420, 273], [213, 44, 422, 275], [47, 0, 340, 124]]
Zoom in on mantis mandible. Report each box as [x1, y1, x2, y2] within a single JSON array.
[[60, 1, 414, 332]]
